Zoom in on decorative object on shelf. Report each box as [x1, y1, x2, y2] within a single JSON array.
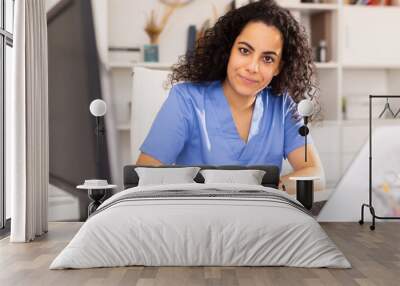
[[317, 40, 327, 63], [360, 95, 400, 231], [301, 0, 322, 3], [186, 25, 197, 55], [144, 0, 194, 62], [89, 99, 107, 179], [144, 44, 160, 62], [341, 96, 347, 120], [144, 5, 174, 45], [289, 176, 320, 210], [160, 0, 194, 5], [77, 180, 117, 216], [297, 99, 315, 162], [352, 0, 392, 5]]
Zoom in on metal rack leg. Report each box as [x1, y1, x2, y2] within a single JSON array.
[[359, 203, 376, 231], [369, 206, 376, 231], [359, 204, 366, 225]]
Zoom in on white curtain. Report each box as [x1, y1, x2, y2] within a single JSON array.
[[6, 0, 48, 242]]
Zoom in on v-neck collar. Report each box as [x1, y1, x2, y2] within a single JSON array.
[[210, 81, 264, 145]]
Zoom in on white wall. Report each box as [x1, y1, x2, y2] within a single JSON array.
[[46, 0, 61, 12], [48, 184, 81, 221], [318, 126, 400, 222], [91, 0, 108, 64]]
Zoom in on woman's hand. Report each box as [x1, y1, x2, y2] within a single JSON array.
[[280, 144, 325, 194], [278, 180, 286, 192], [135, 152, 163, 166]]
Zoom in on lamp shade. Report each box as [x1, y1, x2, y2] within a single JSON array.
[[89, 99, 107, 117], [298, 99, 314, 117]]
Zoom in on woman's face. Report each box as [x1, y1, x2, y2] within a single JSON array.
[[225, 21, 283, 97]]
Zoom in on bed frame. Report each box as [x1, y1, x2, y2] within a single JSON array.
[[123, 165, 280, 190]]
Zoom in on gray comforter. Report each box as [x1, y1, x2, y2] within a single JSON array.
[[50, 183, 351, 269]]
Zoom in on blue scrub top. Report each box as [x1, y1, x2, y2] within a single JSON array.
[[140, 81, 311, 171]]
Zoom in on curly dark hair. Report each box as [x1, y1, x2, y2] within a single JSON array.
[[169, 0, 320, 118]]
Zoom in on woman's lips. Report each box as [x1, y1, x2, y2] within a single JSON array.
[[238, 74, 258, 85]]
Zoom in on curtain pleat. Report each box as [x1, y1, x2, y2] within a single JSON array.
[[9, 0, 48, 242], [9, 0, 27, 242]]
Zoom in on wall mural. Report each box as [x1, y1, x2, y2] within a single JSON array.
[[48, 0, 400, 224]]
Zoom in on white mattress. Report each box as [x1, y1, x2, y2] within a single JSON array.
[[50, 183, 350, 269]]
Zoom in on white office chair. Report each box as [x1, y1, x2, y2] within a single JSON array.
[[130, 66, 172, 162]]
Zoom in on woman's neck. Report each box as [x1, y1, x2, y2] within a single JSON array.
[[222, 79, 257, 112]]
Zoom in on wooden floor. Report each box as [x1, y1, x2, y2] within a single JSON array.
[[0, 222, 399, 286]]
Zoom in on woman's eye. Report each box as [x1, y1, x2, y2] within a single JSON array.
[[239, 47, 249, 55], [263, 56, 274, 63]]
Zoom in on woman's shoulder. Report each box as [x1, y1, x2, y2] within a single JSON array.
[[265, 88, 294, 104], [170, 81, 217, 105], [263, 89, 298, 117], [172, 81, 215, 95]]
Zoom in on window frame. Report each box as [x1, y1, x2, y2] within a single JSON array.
[[1, 0, 14, 231]]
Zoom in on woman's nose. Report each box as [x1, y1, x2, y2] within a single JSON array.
[[246, 57, 259, 73]]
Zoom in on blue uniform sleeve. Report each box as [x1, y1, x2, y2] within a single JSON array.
[[139, 84, 193, 164], [283, 94, 313, 159]]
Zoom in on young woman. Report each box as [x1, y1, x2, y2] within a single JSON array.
[[136, 0, 324, 192]]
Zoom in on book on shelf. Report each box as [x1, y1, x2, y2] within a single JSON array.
[[351, 0, 393, 6]]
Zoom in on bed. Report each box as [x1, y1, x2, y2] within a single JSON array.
[[50, 165, 350, 269]]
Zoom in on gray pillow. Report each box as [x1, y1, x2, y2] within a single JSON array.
[[135, 167, 201, 186], [200, 169, 266, 185]]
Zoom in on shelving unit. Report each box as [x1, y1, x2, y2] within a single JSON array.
[[106, 0, 400, 189], [282, 0, 400, 190]]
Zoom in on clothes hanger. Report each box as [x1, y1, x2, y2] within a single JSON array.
[[394, 106, 400, 118], [378, 98, 396, 118]]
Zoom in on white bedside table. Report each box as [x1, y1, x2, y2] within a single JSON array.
[[77, 183, 117, 216]]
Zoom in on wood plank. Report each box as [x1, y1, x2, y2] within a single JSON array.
[[0, 222, 399, 286]]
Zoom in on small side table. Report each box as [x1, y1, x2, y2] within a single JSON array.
[[76, 184, 117, 216], [289, 176, 320, 210]]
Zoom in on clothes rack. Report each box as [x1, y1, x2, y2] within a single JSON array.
[[359, 95, 400, 230]]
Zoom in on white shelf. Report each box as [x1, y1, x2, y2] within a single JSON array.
[[108, 62, 174, 72], [343, 63, 400, 69], [341, 118, 400, 126], [133, 62, 173, 70], [281, 2, 338, 12], [107, 61, 136, 69], [315, 62, 339, 69], [116, 124, 131, 131]]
